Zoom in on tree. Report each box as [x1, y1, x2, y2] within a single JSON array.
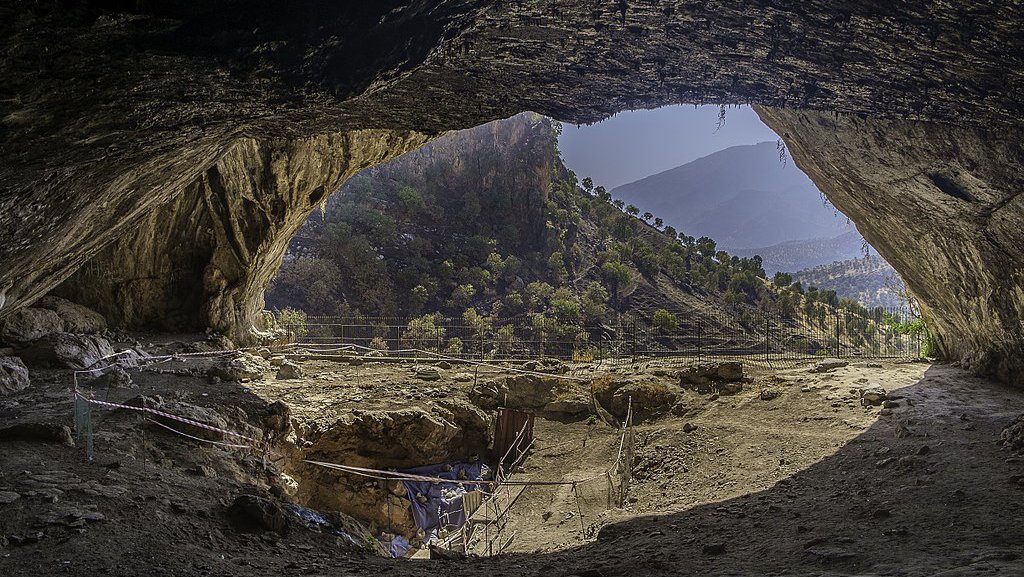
[[581, 281, 609, 320], [773, 271, 793, 288], [652, 309, 679, 332], [396, 186, 425, 218], [612, 199, 625, 210], [663, 225, 677, 238], [409, 285, 429, 314], [601, 260, 632, 306], [641, 212, 653, 222], [626, 204, 640, 216], [595, 185, 610, 202], [581, 177, 594, 194], [654, 217, 664, 229]]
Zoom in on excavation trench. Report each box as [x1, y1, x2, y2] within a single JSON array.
[[264, 359, 631, 558]]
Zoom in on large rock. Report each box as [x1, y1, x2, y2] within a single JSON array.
[[858, 383, 888, 406], [999, 414, 1024, 454], [18, 333, 115, 369], [151, 400, 230, 442], [609, 381, 681, 418], [275, 360, 302, 380], [470, 374, 568, 410], [208, 353, 270, 382], [0, 356, 30, 395], [35, 296, 107, 334], [679, 361, 745, 394], [299, 400, 490, 470], [0, 423, 74, 446], [0, 308, 63, 343], [809, 358, 849, 373]]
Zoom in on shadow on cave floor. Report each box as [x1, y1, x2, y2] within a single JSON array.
[[400, 364, 1024, 577]]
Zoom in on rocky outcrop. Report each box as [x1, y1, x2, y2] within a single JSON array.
[[50, 131, 430, 343], [18, 334, 114, 370], [0, 356, 30, 396], [757, 108, 1024, 382], [0, 3, 1022, 376]]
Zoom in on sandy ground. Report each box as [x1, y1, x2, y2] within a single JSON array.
[[1, 339, 1023, 576]]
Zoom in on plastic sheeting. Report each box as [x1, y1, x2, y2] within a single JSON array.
[[284, 503, 361, 548], [400, 460, 492, 543]]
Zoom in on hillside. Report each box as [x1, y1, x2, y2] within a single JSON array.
[[791, 255, 907, 309], [267, 113, 775, 338], [731, 230, 868, 275], [610, 142, 853, 250]]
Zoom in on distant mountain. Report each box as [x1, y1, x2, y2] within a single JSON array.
[[791, 255, 907, 309], [610, 141, 852, 250], [732, 230, 868, 276]]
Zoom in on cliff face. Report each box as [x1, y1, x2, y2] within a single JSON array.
[[757, 107, 1024, 382], [1, 2, 1022, 377], [52, 130, 431, 342]]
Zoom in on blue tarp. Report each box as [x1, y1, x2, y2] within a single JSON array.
[[284, 503, 361, 548], [400, 460, 492, 543]]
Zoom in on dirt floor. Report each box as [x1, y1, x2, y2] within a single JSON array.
[[1, 335, 1023, 576]]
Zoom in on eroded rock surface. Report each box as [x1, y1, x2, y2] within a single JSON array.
[[0, 3, 1022, 378], [757, 108, 1024, 381]]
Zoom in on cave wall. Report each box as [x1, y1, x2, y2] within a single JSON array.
[[1, 2, 1022, 373], [53, 130, 430, 342], [757, 107, 1024, 382]]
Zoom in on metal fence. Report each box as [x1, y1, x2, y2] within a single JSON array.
[[282, 306, 924, 367]]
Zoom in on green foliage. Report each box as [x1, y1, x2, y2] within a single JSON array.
[[601, 260, 632, 304], [445, 337, 464, 355], [773, 271, 793, 288], [403, 314, 445, 350], [276, 308, 308, 337], [581, 281, 609, 320], [368, 336, 389, 351], [449, 283, 476, 309], [652, 309, 679, 332]]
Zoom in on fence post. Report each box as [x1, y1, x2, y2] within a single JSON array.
[[765, 315, 770, 363], [697, 319, 702, 361], [835, 311, 841, 358]]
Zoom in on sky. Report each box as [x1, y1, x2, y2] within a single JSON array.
[[556, 105, 781, 189]]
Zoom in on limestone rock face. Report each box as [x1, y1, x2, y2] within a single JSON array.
[[0, 3, 1022, 377], [35, 297, 106, 334], [757, 108, 1024, 382], [50, 131, 430, 343], [0, 308, 63, 344]]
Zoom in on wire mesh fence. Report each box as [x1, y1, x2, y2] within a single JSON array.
[[283, 306, 924, 368]]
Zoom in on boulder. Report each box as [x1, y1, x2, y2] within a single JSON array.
[[87, 365, 134, 389], [208, 353, 270, 381], [859, 383, 888, 406], [276, 360, 302, 380], [809, 358, 849, 373], [470, 374, 562, 410], [610, 380, 681, 417], [543, 388, 591, 415], [999, 414, 1024, 453], [151, 400, 230, 442], [414, 366, 441, 381], [227, 494, 290, 535], [0, 356, 30, 395], [302, 400, 490, 470], [0, 423, 74, 446], [35, 296, 106, 334], [19, 333, 114, 369], [759, 388, 779, 401], [0, 307, 63, 343], [269, 355, 286, 367], [679, 361, 744, 392]]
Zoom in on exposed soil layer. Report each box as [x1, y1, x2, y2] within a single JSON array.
[[1, 335, 1022, 575]]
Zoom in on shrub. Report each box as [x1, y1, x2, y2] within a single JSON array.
[[404, 314, 444, 350], [277, 308, 308, 338], [368, 336, 389, 351], [445, 337, 464, 355], [652, 309, 679, 333]]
